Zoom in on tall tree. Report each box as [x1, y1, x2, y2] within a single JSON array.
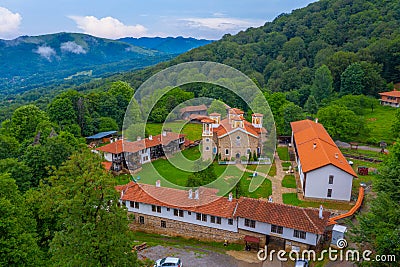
[[38, 150, 139, 266], [304, 95, 319, 115], [208, 99, 227, 117], [340, 63, 365, 95], [47, 98, 77, 128], [392, 109, 400, 139], [311, 64, 333, 103], [0, 174, 44, 266]]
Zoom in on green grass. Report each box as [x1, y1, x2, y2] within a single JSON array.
[[340, 147, 387, 161], [358, 102, 397, 144], [281, 175, 296, 188], [277, 146, 290, 161], [131, 230, 244, 252], [146, 121, 202, 141], [282, 193, 354, 210], [349, 158, 380, 194], [115, 173, 131, 185], [281, 162, 292, 168], [268, 161, 277, 176]]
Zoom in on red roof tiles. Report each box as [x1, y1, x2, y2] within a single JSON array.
[[291, 120, 357, 177], [118, 182, 237, 218], [180, 104, 207, 114], [235, 197, 330, 234], [213, 118, 263, 137], [379, 90, 400, 98]]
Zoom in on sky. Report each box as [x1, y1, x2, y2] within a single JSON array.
[[0, 0, 317, 40]]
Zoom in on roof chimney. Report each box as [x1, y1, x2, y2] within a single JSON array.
[[313, 142, 317, 149], [315, 118, 318, 123], [188, 189, 193, 199], [228, 192, 233, 202], [268, 195, 273, 202], [155, 180, 161, 187], [162, 131, 167, 137], [319, 205, 324, 219], [194, 189, 199, 200], [149, 135, 153, 140], [137, 136, 141, 141], [335, 153, 339, 159]]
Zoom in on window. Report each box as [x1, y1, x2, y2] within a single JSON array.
[[216, 217, 221, 224], [152, 205, 156, 212], [225, 149, 229, 155], [328, 175, 334, 184], [179, 210, 184, 217], [213, 147, 217, 154], [122, 201, 126, 206], [139, 216, 144, 224], [161, 220, 166, 228], [293, 230, 306, 239], [130, 201, 139, 209], [196, 213, 201, 220], [206, 138, 210, 142], [135, 202, 139, 209], [236, 136, 241, 140], [244, 219, 256, 228], [271, 224, 283, 234], [202, 214, 207, 222], [211, 216, 215, 223], [228, 219, 233, 225], [247, 148, 251, 154], [188, 211, 191, 215], [157, 206, 161, 213], [167, 208, 170, 211], [206, 146, 210, 151], [174, 209, 178, 216], [327, 189, 332, 198]]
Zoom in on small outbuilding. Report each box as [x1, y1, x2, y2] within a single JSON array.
[[331, 224, 347, 248]]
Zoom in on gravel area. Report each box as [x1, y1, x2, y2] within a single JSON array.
[[138, 245, 263, 267]]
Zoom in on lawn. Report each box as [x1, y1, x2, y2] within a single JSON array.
[[340, 147, 387, 161], [277, 146, 290, 161], [282, 193, 354, 210], [358, 102, 397, 144], [268, 161, 277, 176], [146, 121, 202, 141], [281, 175, 296, 188], [349, 158, 380, 195]]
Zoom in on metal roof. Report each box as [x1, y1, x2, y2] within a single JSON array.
[[86, 131, 117, 139]]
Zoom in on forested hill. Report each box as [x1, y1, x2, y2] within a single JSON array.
[[117, 0, 399, 97]]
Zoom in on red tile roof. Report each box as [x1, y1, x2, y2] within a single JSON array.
[[235, 197, 330, 234], [117, 182, 237, 218], [180, 104, 207, 114], [229, 108, 244, 114], [209, 113, 221, 116], [379, 90, 400, 98], [213, 118, 264, 137], [101, 161, 112, 170], [291, 120, 357, 177], [96, 132, 185, 154]]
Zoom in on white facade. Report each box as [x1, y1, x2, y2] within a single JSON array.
[[302, 164, 353, 201], [237, 218, 319, 246], [139, 148, 151, 164], [124, 201, 238, 232]]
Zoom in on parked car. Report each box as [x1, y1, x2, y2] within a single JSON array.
[[154, 257, 182, 267], [294, 259, 309, 267]]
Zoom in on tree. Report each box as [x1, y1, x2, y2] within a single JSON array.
[[9, 105, 49, 142], [47, 98, 77, 128], [207, 99, 227, 117], [0, 134, 20, 159], [186, 160, 217, 187], [311, 65, 333, 103], [281, 103, 306, 136], [97, 117, 118, 132], [340, 63, 365, 95], [234, 179, 243, 198], [317, 104, 365, 140], [304, 95, 319, 115], [37, 150, 139, 266], [392, 109, 400, 139], [0, 158, 34, 192], [350, 142, 400, 265], [0, 174, 44, 266]]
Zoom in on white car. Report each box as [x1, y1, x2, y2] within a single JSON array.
[[154, 257, 182, 267]]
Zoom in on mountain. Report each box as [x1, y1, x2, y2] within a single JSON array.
[[118, 36, 213, 54], [114, 0, 399, 101], [0, 33, 211, 95]]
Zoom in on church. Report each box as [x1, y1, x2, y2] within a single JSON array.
[[201, 108, 266, 161]]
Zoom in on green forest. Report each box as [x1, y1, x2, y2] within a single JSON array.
[[1, 0, 400, 265]]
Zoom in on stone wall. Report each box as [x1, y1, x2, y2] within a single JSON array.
[[129, 212, 245, 243]]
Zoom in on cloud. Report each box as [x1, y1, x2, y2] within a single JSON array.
[[0, 7, 22, 36], [180, 17, 263, 32], [61, 41, 86, 54], [34, 45, 56, 61], [69, 15, 147, 39]]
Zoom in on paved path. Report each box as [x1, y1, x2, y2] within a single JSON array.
[[236, 150, 296, 204], [335, 141, 388, 153]]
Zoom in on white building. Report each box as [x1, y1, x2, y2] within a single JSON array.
[[117, 181, 330, 250], [291, 120, 357, 202]]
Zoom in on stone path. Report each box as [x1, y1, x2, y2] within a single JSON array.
[[236, 149, 296, 204]]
